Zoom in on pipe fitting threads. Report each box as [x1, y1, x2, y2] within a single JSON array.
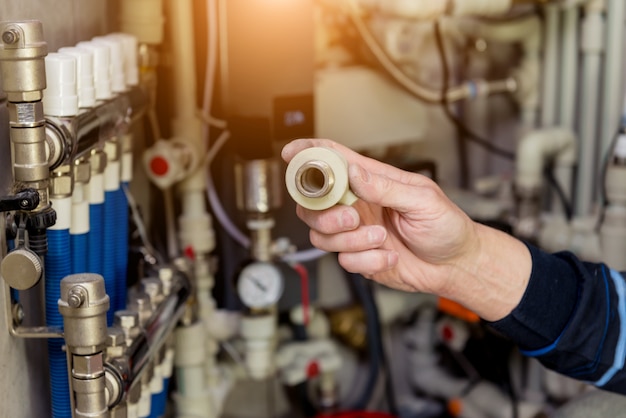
[[285, 147, 358, 211], [295, 160, 335, 198]]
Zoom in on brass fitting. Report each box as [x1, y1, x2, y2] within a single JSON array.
[[49, 165, 74, 198]]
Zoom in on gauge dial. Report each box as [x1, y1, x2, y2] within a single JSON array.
[[237, 262, 284, 309]]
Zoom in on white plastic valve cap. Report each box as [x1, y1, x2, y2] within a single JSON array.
[[43, 53, 79, 117], [93, 36, 126, 93], [58, 46, 96, 109], [110, 33, 139, 87], [76, 41, 112, 100]]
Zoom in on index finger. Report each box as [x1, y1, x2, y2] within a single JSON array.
[[282, 138, 429, 187]]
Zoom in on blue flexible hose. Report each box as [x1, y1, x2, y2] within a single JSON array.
[[149, 386, 167, 418], [115, 184, 129, 312], [71, 232, 88, 274], [46, 229, 72, 418], [104, 190, 118, 325]]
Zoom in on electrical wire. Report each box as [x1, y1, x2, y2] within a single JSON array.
[[347, 273, 398, 415], [200, 0, 327, 263], [433, 20, 516, 161], [203, 0, 220, 149], [544, 163, 574, 221], [123, 183, 164, 266], [596, 128, 622, 231]]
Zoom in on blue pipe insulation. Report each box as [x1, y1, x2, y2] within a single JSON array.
[[104, 190, 118, 325], [149, 385, 168, 418], [45, 229, 72, 418], [71, 232, 88, 274], [115, 184, 129, 312]]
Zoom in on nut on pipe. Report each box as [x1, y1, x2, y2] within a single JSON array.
[[285, 147, 357, 211]]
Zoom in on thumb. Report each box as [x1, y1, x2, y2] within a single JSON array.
[[348, 164, 421, 213]]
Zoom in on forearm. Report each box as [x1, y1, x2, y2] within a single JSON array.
[[441, 222, 532, 322]]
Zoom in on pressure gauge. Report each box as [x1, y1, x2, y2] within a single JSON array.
[[237, 262, 284, 309]]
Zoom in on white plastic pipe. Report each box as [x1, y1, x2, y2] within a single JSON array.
[[575, 1, 605, 216], [515, 128, 578, 193], [600, 136, 626, 270], [540, 4, 560, 128], [599, 0, 626, 174], [558, 6, 580, 130]]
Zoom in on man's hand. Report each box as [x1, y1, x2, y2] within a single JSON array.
[[282, 138, 532, 321]]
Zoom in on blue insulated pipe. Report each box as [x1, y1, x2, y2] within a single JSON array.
[[104, 189, 118, 324], [46, 197, 73, 418], [115, 184, 129, 312]]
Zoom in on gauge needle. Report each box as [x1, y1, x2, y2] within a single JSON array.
[[250, 277, 267, 292]]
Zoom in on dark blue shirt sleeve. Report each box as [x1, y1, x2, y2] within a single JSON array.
[[488, 244, 626, 393]]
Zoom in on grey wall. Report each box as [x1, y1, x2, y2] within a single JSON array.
[[0, 0, 113, 51], [0, 2, 114, 417]]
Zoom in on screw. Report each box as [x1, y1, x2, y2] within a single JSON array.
[[68, 286, 86, 308], [12, 303, 25, 325], [2, 29, 19, 45], [20, 199, 29, 209]]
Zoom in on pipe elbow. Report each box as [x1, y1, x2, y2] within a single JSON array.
[[516, 128, 578, 191]]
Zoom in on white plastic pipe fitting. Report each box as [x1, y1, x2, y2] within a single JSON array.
[[285, 147, 358, 211]]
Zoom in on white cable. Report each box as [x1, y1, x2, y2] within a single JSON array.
[[206, 170, 251, 248], [123, 184, 163, 264], [205, 129, 231, 166], [199, 0, 327, 263], [282, 248, 328, 264], [202, 0, 220, 148]]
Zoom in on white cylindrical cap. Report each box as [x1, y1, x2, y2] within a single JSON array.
[[77, 41, 113, 100], [58, 46, 96, 108], [93, 36, 126, 93], [110, 33, 139, 87], [43, 53, 79, 117]]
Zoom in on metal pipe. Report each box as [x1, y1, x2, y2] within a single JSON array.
[[106, 269, 191, 407], [45, 86, 148, 170]]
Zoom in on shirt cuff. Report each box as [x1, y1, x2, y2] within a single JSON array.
[[487, 243, 581, 350]]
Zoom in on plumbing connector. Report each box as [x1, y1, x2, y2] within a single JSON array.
[[0, 21, 50, 210], [143, 138, 196, 189], [240, 313, 277, 380], [516, 128, 577, 193], [285, 147, 358, 211], [276, 339, 341, 386], [58, 273, 110, 418]]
